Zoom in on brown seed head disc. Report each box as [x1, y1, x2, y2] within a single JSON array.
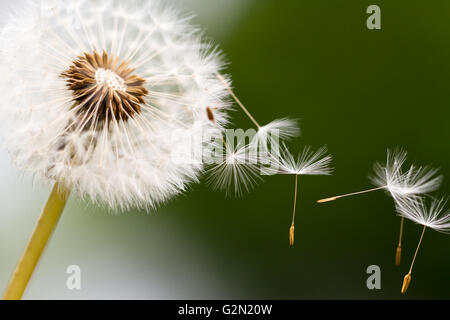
[[61, 50, 148, 126]]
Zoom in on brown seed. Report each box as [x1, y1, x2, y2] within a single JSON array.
[[289, 225, 295, 246], [317, 197, 337, 204], [401, 273, 411, 294], [206, 107, 215, 122]]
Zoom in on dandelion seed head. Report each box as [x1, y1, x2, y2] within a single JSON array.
[[95, 68, 127, 91], [61, 50, 148, 123], [0, 0, 231, 210]]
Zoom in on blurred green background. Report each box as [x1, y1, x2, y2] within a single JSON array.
[[1, 0, 450, 299]]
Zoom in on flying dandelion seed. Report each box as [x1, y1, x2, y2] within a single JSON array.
[[0, 0, 234, 299], [394, 196, 450, 294], [386, 161, 443, 266], [251, 118, 300, 152], [209, 76, 300, 196], [371, 151, 443, 199], [371, 149, 442, 266], [264, 145, 333, 246], [206, 141, 262, 197], [317, 148, 442, 265], [218, 75, 300, 151], [317, 149, 442, 203]]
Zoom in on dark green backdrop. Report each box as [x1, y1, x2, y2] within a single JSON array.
[[167, 0, 450, 299]]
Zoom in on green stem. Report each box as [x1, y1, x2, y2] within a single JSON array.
[[3, 182, 70, 300]]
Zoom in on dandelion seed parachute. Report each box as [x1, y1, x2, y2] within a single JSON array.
[[372, 150, 442, 267], [263, 145, 333, 176], [395, 196, 450, 233], [316, 148, 442, 265], [394, 196, 450, 293], [205, 141, 262, 197], [262, 145, 332, 246], [370, 148, 407, 195], [370, 149, 443, 199], [252, 118, 300, 152], [318, 149, 442, 203], [368, 149, 441, 267], [206, 76, 300, 197], [0, 0, 232, 209]]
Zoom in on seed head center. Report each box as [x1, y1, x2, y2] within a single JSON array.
[[95, 68, 127, 92], [61, 50, 149, 125]]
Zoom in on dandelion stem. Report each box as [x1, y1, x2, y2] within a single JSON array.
[[217, 74, 261, 129], [401, 225, 426, 294], [3, 182, 70, 300], [395, 217, 404, 266], [317, 186, 386, 203], [290, 175, 298, 246]]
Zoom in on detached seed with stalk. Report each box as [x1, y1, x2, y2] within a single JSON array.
[[395, 196, 450, 294], [317, 149, 442, 266], [262, 145, 333, 246]]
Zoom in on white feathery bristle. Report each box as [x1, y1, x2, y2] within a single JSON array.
[[263, 145, 333, 176], [392, 165, 443, 196], [395, 196, 450, 233], [252, 118, 300, 151], [371, 148, 407, 191], [370, 149, 442, 198], [206, 142, 262, 197], [0, 0, 232, 210]]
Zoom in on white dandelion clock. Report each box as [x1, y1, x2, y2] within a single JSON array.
[[0, 0, 232, 209], [0, 0, 232, 299], [264, 145, 333, 246], [394, 196, 450, 294]]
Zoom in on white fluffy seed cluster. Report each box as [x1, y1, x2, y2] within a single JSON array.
[[0, 0, 231, 209]]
